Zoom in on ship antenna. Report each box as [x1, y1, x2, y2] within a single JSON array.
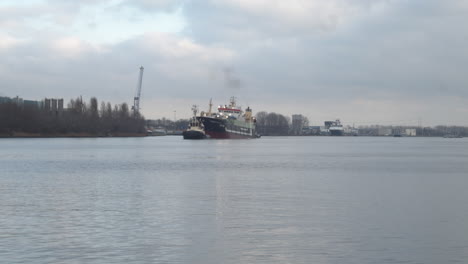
[[230, 96, 236, 108], [191, 105, 198, 117]]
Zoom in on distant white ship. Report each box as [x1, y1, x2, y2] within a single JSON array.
[[325, 119, 344, 136]]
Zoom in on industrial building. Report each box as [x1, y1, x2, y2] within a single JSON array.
[[405, 128, 417, 136], [0, 96, 64, 112], [291, 114, 306, 135]]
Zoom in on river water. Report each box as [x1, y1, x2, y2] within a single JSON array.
[[1, 136, 468, 263]]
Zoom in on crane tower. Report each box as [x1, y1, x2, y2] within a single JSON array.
[[132, 66, 144, 116]]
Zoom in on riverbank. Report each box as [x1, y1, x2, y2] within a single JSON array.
[[0, 132, 147, 138]]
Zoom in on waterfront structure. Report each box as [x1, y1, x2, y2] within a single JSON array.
[[43, 98, 64, 115], [344, 126, 359, 136], [291, 114, 305, 135], [132, 66, 144, 116], [0, 96, 43, 109], [0, 96, 64, 110], [377, 127, 393, 136], [405, 128, 417, 136]]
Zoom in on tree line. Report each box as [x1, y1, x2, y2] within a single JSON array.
[[5, 99, 465, 137], [0, 97, 145, 136], [146, 118, 190, 131], [254, 112, 468, 137], [255, 111, 291, 136]]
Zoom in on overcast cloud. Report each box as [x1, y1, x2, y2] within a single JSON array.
[[1, 0, 467, 125]]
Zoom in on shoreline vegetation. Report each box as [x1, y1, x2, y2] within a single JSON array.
[[0, 96, 146, 138], [0, 132, 146, 138], [1, 96, 467, 138]]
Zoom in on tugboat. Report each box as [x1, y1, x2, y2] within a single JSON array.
[[183, 105, 206, 139], [197, 97, 259, 139]]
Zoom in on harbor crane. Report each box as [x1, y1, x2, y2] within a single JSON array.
[[132, 66, 144, 116]]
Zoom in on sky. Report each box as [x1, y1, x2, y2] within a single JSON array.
[[1, 0, 468, 126]]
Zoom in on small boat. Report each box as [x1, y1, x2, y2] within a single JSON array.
[[443, 134, 463, 138], [148, 129, 166, 136], [183, 121, 206, 139], [183, 106, 207, 140]]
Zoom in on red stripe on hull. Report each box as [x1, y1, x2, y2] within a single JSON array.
[[205, 131, 254, 139], [218, 108, 241, 112]]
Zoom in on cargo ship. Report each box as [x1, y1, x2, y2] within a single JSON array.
[[196, 97, 259, 139]]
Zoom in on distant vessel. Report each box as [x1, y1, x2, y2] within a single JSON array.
[[197, 97, 259, 139], [183, 105, 206, 140], [325, 119, 344, 136], [148, 129, 166, 136], [443, 134, 463, 138]]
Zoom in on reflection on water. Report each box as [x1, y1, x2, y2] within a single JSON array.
[[1, 137, 468, 263]]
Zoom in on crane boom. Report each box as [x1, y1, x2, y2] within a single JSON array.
[[132, 66, 144, 115]]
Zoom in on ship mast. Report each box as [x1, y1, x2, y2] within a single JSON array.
[[229, 96, 236, 108], [208, 98, 213, 116], [191, 105, 199, 117]]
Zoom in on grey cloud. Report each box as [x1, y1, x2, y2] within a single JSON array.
[[0, 31, 235, 104], [0, 1, 95, 35], [181, 0, 468, 100], [174, 0, 468, 125], [222, 67, 242, 90], [2, 0, 468, 125], [118, 0, 185, 12], [184, 0, 393, 43]]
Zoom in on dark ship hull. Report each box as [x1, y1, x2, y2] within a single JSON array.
[[182, 130, 206, 139], [329, 129, 344, 136], [198, 116, 258, 139]]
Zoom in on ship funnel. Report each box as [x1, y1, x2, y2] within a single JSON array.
[[244, 107, 252, 121]]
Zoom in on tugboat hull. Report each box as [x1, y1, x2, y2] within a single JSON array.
[[183, 130, 206, 139], [329, 129, 344, 136]]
